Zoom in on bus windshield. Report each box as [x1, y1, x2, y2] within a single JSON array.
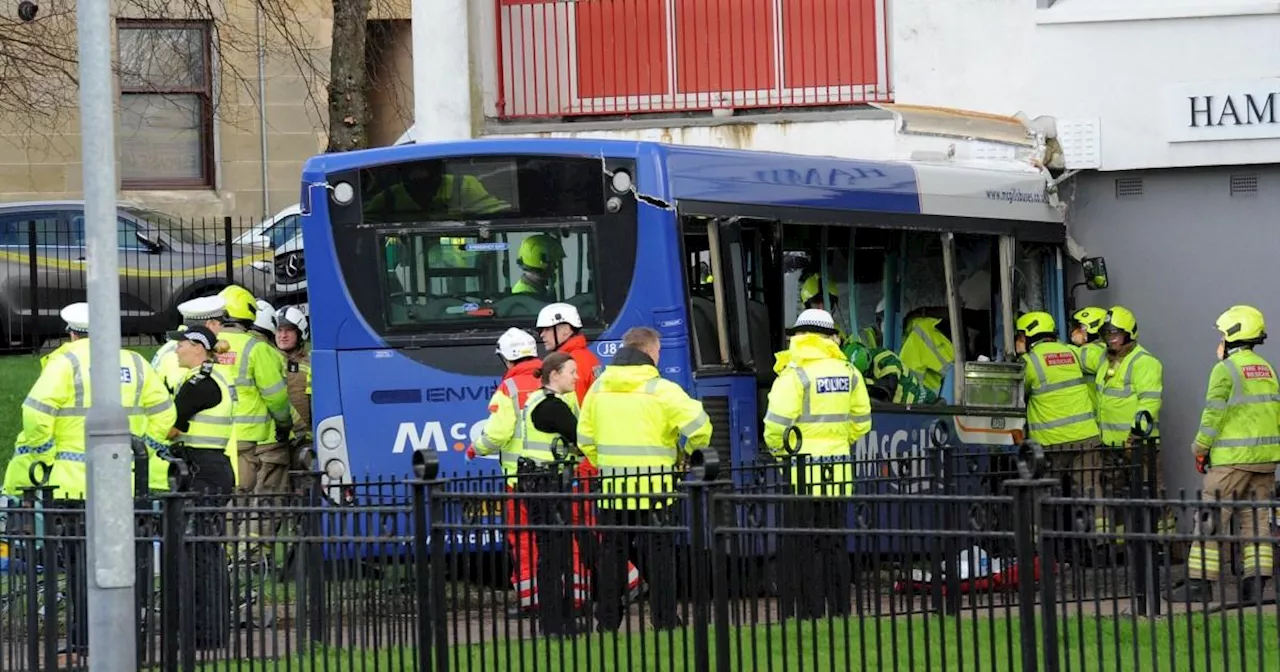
[[381, 226, 597, 327]]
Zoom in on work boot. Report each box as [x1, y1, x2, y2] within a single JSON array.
[[1239, 576, 1270, 605], [1169, 578, 1213, 603]]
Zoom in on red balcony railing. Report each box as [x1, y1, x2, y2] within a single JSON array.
[[494, 0, 892, 120]]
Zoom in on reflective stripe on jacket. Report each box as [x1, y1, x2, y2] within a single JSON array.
[[1022, 340, 1100, 445], [520, 388, 580, 465], [216, 329, 290, 444], [475, 359, 543, 485], [900, 317, 954, 396], [1195, 350, 1280, 466]]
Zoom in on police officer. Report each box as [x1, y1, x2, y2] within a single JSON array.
[[470, 328, 544, 617], [764, 309, 871, 620], [1069, 306, 1108, 410], [519, 351, 590, 636], [15, 303, 175, 664], [164, 324, 237, 648], [1016, 312, 1107, 536], [153, 296, 230, 393], [1174, 305, 1280, 604], [578, 326, 711, 632], [274, 306, 313, 468], [1095, 306, 1171, 533]]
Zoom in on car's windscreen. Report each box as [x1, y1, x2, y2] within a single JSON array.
[[123, 207, 211, 245], [267, 217, 301, 249], [381, 226, 597, 328]]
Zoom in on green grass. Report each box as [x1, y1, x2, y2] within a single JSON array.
[[191, 614, 1280, 671], [0, 345, 158, 478]]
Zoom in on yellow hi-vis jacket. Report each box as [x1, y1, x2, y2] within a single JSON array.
[[1071, 340, 1107, 412], [1194, 349, 1280, 466], [215, 328, 291, 444], [474, 360, 543, 487], [900, 317, 954, 397], [578, 358, 712, 510], [520, 389, 580, 465], [4, 342, 71, 495], [12, 339, 175, 498], [1096, 344, 1163, 445], [764, 333, 872, 494], [1022, 340, 1100, 445]]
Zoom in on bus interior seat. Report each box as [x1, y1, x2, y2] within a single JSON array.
[[566, 292, 598, 320], [493, 294, 548, 319]]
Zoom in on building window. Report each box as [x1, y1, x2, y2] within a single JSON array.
[[495, 0, 890, 120], [117, 20, 214, 189]]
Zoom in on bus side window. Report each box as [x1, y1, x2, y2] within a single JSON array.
[[682, 217, 725, 370]]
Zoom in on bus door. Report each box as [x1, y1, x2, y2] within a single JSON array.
[[681, 216, 780, 469]]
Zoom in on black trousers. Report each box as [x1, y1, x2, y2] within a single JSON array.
[[780, 499, 850, 620], [175, 447, 235, 650], [520, 470, 577, 636], [596, 507, 678, 631]]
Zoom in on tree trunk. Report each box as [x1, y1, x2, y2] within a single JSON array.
[[326, 0, 372, 152]]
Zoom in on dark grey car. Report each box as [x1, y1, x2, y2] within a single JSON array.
[[0, 200, 276, 348]]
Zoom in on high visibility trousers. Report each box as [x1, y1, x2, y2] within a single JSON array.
[[574, 460, 644, 593], [505, 488, 539, 608], [1188, 466, 1276, 582]]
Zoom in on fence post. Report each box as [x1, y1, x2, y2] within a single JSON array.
[[708, 461, 732, 672], [159, 457, 193, 672], [223, 216, 235, 285], [926, 419, 961, 615], [1005, 441, 1059, 672], [1130, 410, 1160, 618], [681, 449, 721, 672], [289, 468, 326, 647], [20, 466, 56, 672], [411, 448, 449, 672]]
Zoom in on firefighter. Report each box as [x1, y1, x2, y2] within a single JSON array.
[[534, 302, 645, 601], [152, 296, 230, 393], [216, 285, 292, 561], [764, 309, 871, 620], [1016, 311, 1107, 534], [512, 234, 565, 298], [578, 326, 711, 632], [274, 306, 313, 469], [1173, 305, 1280, 604], [164, 324, 238, 648], [900, 312, 955, 398], [1069, 306, 1108, 410], [468, 328, 544, 617], [519, 351, 590, 636], [15, 302, 175, 664], [1096, 306, 1170, 534], [798, 273, 849, 341]]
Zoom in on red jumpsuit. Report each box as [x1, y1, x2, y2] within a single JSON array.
[[557, 335, 643, 595]]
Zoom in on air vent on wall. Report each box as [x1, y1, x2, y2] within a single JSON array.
[[1115, 177, 1144, 199], [1231, 174, 1258, 197]]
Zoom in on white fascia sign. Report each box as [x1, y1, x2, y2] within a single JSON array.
[[1166, 78, 1280, 143]]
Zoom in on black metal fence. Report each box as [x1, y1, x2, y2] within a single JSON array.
[[0, 214, 297, 350], [2, 441, 1279, 671]]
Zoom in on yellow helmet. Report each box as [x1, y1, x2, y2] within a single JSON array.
[[1216, 305, 1267, 342], [219, 285, 258, 321], [1102, 306, 1138, 338], [1015, 311, 1056, 338], [799, 274, 838, 305], [516, 234, 565, 272], [1072, 306, 1107, 335]]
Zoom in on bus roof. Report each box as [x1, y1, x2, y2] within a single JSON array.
[[301, 137, 1064, 226]]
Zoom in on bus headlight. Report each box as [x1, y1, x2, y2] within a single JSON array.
[[320, 427, 342, 449], [332, 181, 355, 205], [324, 459, 347, 480]]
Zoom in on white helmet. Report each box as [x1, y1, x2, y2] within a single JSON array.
[[787, 308, 839, 335], [875, 297, 886, 315], [275, 305, 310, 340], [536, 303, 583, 329], [253, 299, 277, 335], [496, 328, 539, 361]]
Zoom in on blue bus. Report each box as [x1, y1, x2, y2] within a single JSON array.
[[299, 137, 1106, 513]]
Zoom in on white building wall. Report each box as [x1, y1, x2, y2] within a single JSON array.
[[435, 0, 1280, 171]]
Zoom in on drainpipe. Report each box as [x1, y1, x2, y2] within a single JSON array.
[[256, 1, 271, 217], [412, 0, 472, 141]]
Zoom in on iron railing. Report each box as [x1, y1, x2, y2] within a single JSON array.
[[494, 0, 893, 120], [0, 214, 293, 350], [1, 439, 1278, 671]]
